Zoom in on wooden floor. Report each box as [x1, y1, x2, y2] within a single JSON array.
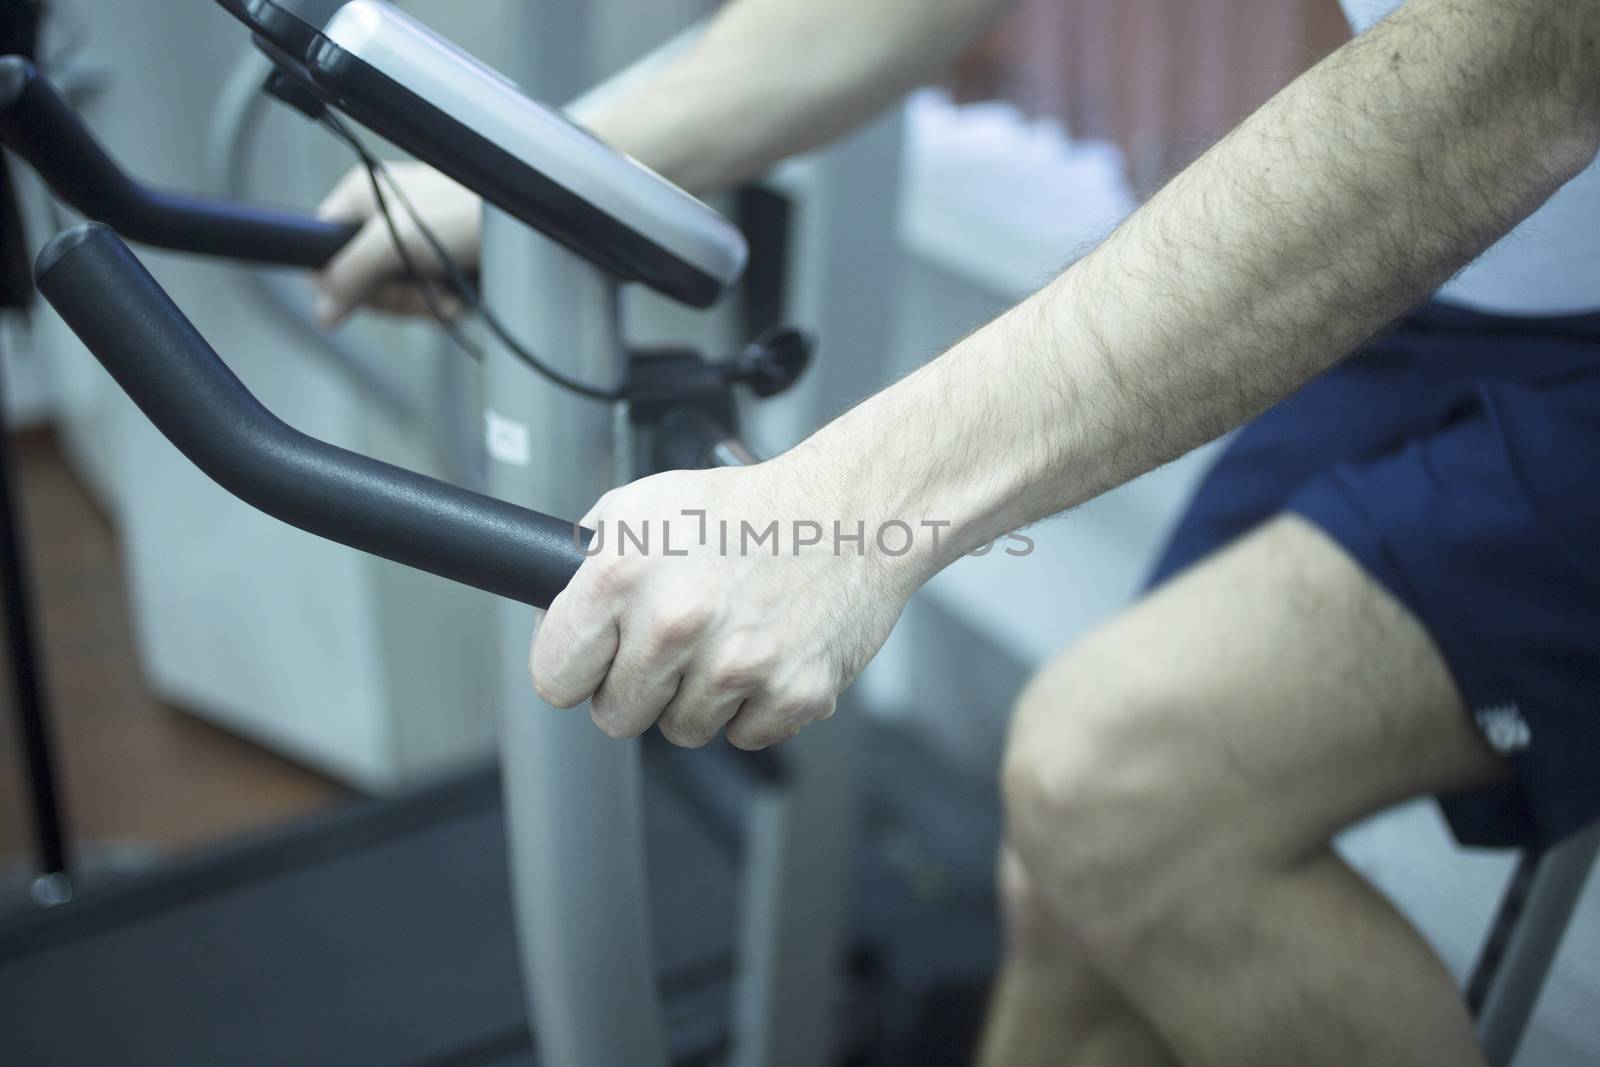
[[0, 429, 343, 871]]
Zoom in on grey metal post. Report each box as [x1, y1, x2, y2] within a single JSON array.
[[479, 4, 666, 1064], [726, 110, 906, 1067], [727, 710, 863, 1067], [1472, 821, 1600, 1067]]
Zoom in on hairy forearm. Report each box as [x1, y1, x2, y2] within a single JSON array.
[[793, 0, 1600, 580], [585, 0, 1010, 196]]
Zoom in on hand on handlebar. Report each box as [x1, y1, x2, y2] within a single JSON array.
[[313, 162, 481, 327], [530, 460, 917, 750]]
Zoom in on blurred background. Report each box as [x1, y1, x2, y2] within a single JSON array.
[[0, 0, 1592, 1063]]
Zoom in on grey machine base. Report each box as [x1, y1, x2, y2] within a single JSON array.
[[0, 725, 1002, 1067]]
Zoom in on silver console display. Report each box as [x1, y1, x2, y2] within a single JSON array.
[[227, 0, 748, 307]]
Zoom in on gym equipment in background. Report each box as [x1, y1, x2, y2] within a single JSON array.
[[0, 42, 361, 907], [0, 0, 72, 909], [1, 4, 868, 1064], [34, 225, 591, 608], [220, 0, 746, 306], [0, 1, 47, 306], [0, 57, 355, 267]]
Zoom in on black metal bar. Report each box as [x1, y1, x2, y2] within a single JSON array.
[[36, 224, 586, 608], [0, 340, 68, 883], [0, 57, 356, 268]]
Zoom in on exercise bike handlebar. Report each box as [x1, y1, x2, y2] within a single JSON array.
[[0, 57, 357, 268], [36, 223, 588, 608]]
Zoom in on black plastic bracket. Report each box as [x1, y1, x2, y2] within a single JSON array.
[[627, 347, 737, 429], [261, 55, 329, 124], [627, 326, 811, 476]]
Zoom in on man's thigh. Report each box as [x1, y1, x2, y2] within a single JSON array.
[[1005, 513, 1510, 882]]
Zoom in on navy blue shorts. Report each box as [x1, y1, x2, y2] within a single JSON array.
[[1149, 302, 1600, 850]]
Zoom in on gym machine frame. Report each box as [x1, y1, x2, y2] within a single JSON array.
[[7, 1, 850, 1063]]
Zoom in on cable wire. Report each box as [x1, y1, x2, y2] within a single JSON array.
[[319, 113, 622, 403]]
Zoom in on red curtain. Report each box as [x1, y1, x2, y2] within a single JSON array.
[[951, 0, 1350, 194]]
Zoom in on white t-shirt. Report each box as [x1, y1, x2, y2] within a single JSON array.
[[1340, 0, 1600, 314]]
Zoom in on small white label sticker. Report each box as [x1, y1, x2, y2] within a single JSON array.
[[485, 410, 531, 467], [1473, 702, 1533, 755]]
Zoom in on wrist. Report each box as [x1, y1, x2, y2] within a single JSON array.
[[758, 439, 939, 598], [773, 383, 1009, 591], [788, 295, 1097, 581]]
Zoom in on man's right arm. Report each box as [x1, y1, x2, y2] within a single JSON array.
[[314, 0, 1011, 323], [531, 0, 1600, 750]]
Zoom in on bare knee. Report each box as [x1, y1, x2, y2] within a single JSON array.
[[1001, 640, 1206, 960], [996, 845, 1085, 962]]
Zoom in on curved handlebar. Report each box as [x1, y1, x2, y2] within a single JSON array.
[[35, 223, 587, 608], [0, 58, 357, 268]]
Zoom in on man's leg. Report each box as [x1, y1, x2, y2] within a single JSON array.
[[977, 846, 1176, 1067], [988, 515, 1509, 1066]]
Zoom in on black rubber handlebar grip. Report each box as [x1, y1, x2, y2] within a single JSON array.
[[35, 223, 588, 608], [0, 57, 357, 268]]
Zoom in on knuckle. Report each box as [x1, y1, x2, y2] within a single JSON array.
[[528, 644, 583, 712], [727, 709, 802, 752], [585, 555, 637, 599], [590, 703, 634, 740], [541, 685, 583, 710], [658, 718, 713, 750], [766, 699, 805, 728], [771, 678, 835, 725], [706, 655, 766, 693], [727, 724, 776, 751], [709, 632, 780, 681], [649, 603, 711, 647], [772, 702, 815, 729], [800, 678, 839, 716]]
